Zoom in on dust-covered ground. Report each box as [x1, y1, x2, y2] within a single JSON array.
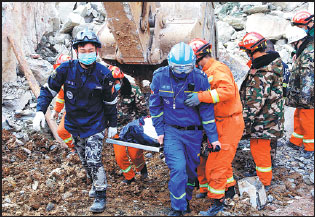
[[2, 128, 314, 216]]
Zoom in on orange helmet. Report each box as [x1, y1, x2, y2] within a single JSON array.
[[238, 32, 267, 55], [108, 65, 124, 79], [53, 54, 71, 69], [188, 38, 212, 62], [292, 11, 314, 26]]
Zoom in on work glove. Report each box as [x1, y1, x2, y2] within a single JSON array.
[[184, 93, 200, 107], [108, 127, 118, 138], [33, 111, 46, 131], [50, 110, 59, 120], [207, 139, 221, 152]]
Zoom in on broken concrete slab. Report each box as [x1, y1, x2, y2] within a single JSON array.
[[238, 176, 267, 210]]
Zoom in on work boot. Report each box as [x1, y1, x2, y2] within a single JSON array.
[[196, 192, 207, 199], [243, 170, 257, 177], [140, 164, 148, 179], [225, 186, 235, 199], [287, 141, 300, 150], [199, 198, 225, 216], [89, 190, 106, 213], [302, 150, 314, 159], [167, 208, 183, 216], [183, 199, 191, 214], [122, 177, 135, 184], [89, 184, 96, 198]]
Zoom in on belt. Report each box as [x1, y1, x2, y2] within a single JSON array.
[[171, 125, 203, 131]]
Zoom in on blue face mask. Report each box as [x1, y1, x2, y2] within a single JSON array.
[[78, 52, 97, 65], [114, 83, 121, 91]]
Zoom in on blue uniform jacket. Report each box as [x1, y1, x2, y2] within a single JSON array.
[[149, 66, 219, 143], [36, 60, 117, 138]]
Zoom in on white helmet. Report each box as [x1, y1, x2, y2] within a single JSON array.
[[286, 26, 307, 44]]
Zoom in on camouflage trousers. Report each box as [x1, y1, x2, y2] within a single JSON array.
[[73, 132, 107, 191]]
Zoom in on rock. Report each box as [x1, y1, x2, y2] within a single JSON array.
[[46, 202, 55, 211], [243, 4, 270, 14], [25, 57, 54, 85], [267, 195, 274, 203], [238, 176, 267, 210], [303, 175, 312, 185], [145, 153, 153, 158], [216, 20, 235, 44], [32, 180, 39, 190], [309, 172, 314, 184], [60, 13, 85, 34], [62, 191, 73, 200]]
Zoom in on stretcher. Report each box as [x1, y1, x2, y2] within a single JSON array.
[[106, 138, 163, 152]]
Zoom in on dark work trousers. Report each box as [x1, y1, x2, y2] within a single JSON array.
[[73, 131, 107, 191]]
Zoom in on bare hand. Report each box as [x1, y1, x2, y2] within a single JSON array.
[[211, 140, 221, 152], [157, 135, 164, 145]]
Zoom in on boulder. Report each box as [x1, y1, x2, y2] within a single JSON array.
[[59, 13, 85, 34]]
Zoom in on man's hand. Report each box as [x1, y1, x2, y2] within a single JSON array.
[[50, 110, 59, 120], [207, 139, 221, 152], [184, 93, 200, 107], [108, 127, 118, 138], [157, 135, 164, 145], [33, 111, 46, 131]]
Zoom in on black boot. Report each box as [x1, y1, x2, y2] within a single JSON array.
[[196, 192, 207, 199], [122, 177, 135, 184], [167, 208, 183, 216], [183, 199, 191, 214], [199, 198, 225, 216], [140, 164, 148, 179], [90, 190, 106, 213], [225, 186, 235, 199], [287, 141, 300, 150]]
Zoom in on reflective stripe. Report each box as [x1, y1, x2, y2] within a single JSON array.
[[202, 119, 215, 125], [256, 166, 272, 172], [64, 136, 73, 143], [292, 132, 304, 139], [159, 90, 174, 93], [152, 112, 163, 118], [121, 165, 132, 173], [56, 98, 65, 104], [283, 83, 288, 87], [303, 139, 314, 143], [170, 191, 186, 200], [135, 162, 144, 169], [210, 89, 220, 103], [187, 183, 195, 187], [208, 76, 213, 83], [227, 176, 235, 184], [103, 97, 118, 105], [208, 186, 225, 195], [43, 83, 58, 97], [200, 183, 209, 188]]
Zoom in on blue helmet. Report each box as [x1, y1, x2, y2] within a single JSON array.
[[168, 42, 196, 75], [72, 29, 102, 50]]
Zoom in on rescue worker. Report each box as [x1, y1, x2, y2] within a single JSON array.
[[285, 27, 315, 159], [50, 54, 75, 153], [238, 32, 285, 190], [32, 29, 118, 213], [186, 38, 245, 215], [149, 42, 220, 216], [107, 66, 149, 184], [291, 11, 314, 37]]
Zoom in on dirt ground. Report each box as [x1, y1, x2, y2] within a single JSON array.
[[2, 129, 314, 216]]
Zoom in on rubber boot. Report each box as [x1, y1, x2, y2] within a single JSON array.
[[122, 177, 135, 184], [90, 190, 106, 213], [89, 184, 96, 198], [167, 208, 183, 216], [225, 186, 235, 199], [140, 164, 148, 179], [199, 198, 225, 216], [287, 141, 300, 150], [196, 192, 207, 199]]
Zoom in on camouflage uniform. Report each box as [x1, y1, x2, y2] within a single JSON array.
[[286, 39, 314, 109], [117, 83, 150, 128], [240, 57, 285, 139]]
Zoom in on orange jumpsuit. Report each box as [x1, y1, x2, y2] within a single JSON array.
[[54, 86, 74, 150], [197, 58, 244, 199], [290, 109, 315, 151]]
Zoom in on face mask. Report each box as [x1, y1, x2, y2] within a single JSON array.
[[114, 83, 121, 91], [78, 52, 96, 65]]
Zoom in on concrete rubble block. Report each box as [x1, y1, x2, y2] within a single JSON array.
[[237, 176, 267, 210], [73, 4, 88, 17], [56, 2, 77, 24], [243, 4, 270, 14], [25, 57, 53, 85], [60, 13, 85, 34], [246, 13, 291, 40], [72, 23, 96, 38]]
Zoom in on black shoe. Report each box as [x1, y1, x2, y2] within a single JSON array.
[[287, 141, 300, 150], [168, 208, 183, 216], [122, 177, 135, 184], [199, 198, 225, 216], [89, 190, 106, 213], [225, 186, 235, 199], [140, 164, 148, 179], [302, 150, 314, 159], [183, 200, 191, 214], [196, 192, 207, 199]]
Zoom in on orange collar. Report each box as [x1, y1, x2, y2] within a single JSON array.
[[202, 58, 216, 71]]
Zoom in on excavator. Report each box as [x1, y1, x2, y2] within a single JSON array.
[[98, 2, 218, 81]]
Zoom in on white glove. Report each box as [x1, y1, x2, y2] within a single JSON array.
[[108, 127, 117, 138], [50, 110, 59, 120], [33, 111, 46, 131]]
